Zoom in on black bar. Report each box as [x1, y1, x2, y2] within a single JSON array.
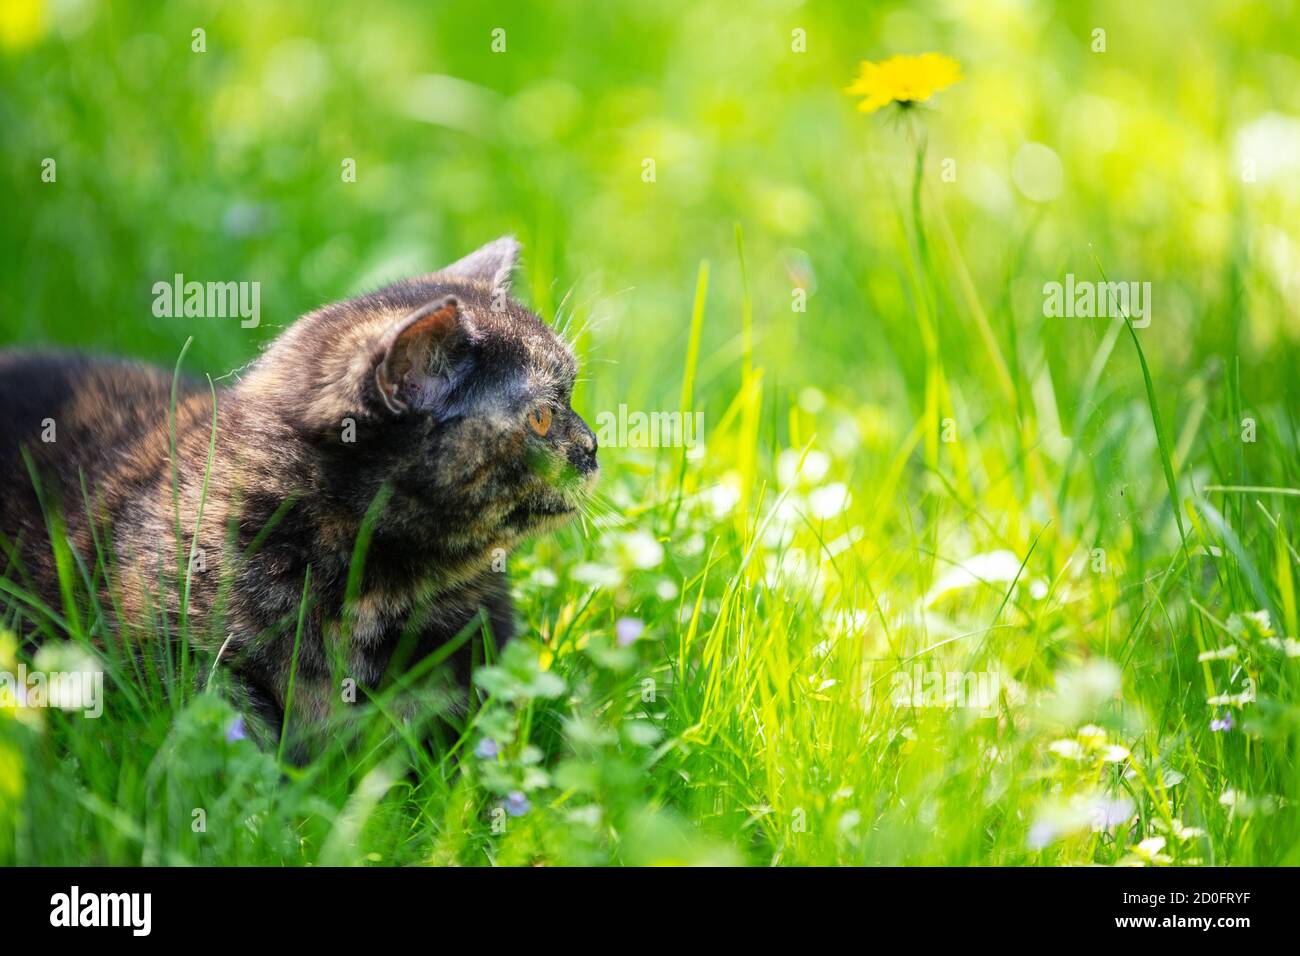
[[0, 866, 1288, 941]]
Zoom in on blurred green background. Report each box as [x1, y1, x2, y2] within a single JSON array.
[[4, 0, 1297, 426]]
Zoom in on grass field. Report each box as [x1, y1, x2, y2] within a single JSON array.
[[3, 0, 1300, 866]]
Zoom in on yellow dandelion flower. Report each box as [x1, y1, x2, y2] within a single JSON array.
[[844, 53, 962, 113]]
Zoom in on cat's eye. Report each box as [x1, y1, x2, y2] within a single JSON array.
[[527, 405, 553, 437]]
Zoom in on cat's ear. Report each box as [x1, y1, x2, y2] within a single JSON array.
[[373, 296, 464, 414], [440, 235, 520, 292]]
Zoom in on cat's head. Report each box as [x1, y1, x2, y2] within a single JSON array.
[[241, 236, 597, 562]]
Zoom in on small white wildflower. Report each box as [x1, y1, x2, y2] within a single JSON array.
[[572, 562, 623, 588], [1133, 836, 1167, 860], [1207, 687, 1255, 707], [701, 482, 740, 518], [776, 448, 831, 488], [761, 496, 804, 548], [1227, 609, 1274, 640], [1219, 789, 1282, 817], [1089, 796, 1135, 831], [1077, 724, 1108, 748], [808, 482, 850, 519], [797, 387, 826, 414], [1049, 739, 1086, 760], [1166, 819, 1205, 841], [1263, 636, 1300, 657], [620, 530, 664, 570], [925, 550, 1024, 605], [1101, 744, 1131, 763], [654, 579, 679, 601]]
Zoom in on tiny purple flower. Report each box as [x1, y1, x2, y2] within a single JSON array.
[[504, 790, 530, 817], [474, 738, 500, 760], [1210, 714, 1234, 733], [615, 616, 645, 647], [225, 716, 248, 743]]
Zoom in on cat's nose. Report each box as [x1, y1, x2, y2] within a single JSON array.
[[570, 417, 598, 474]]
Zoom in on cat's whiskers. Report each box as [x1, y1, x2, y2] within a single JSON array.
[[555, 285, 629, 354], [552, 285, 578, 339], [580, 490, 630, 530]]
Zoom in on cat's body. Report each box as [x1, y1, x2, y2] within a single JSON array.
[[0, 238, 597, 755]]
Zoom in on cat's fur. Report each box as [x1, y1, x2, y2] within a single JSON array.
[[0, 237, 597, 756]]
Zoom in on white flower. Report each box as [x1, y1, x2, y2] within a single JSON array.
[[572, 562, 622, 588], [654, 579, 679, 601], [925, 550, 1024, 605], [1207, 687, 1255, 707], [1049, 739, 1086, 760], [1134, 836, 1167, 858], [1090, 797, 1135, 831], [798, 387, 827, 414], [1077, 724, 1108, 747], [620, 530, 664, 570], [1029, 792, 1130, 849], [1233, 113, 1300, 184], [1158, 818, 1205, 842], [761, 496, 805, 548], [700, 479, 741, 519], [1263, 636, 1300, 657], [1219, 789, 1282, 817], [808, 482, 850, 520], [776, 448, 830, 488]]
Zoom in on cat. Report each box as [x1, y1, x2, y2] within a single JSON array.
[[0, 236, 598, 757]]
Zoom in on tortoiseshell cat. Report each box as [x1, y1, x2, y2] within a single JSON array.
[[0, 237, 598, 756]]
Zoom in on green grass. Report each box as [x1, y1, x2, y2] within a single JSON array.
[[3, 0, 1300, 866]]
